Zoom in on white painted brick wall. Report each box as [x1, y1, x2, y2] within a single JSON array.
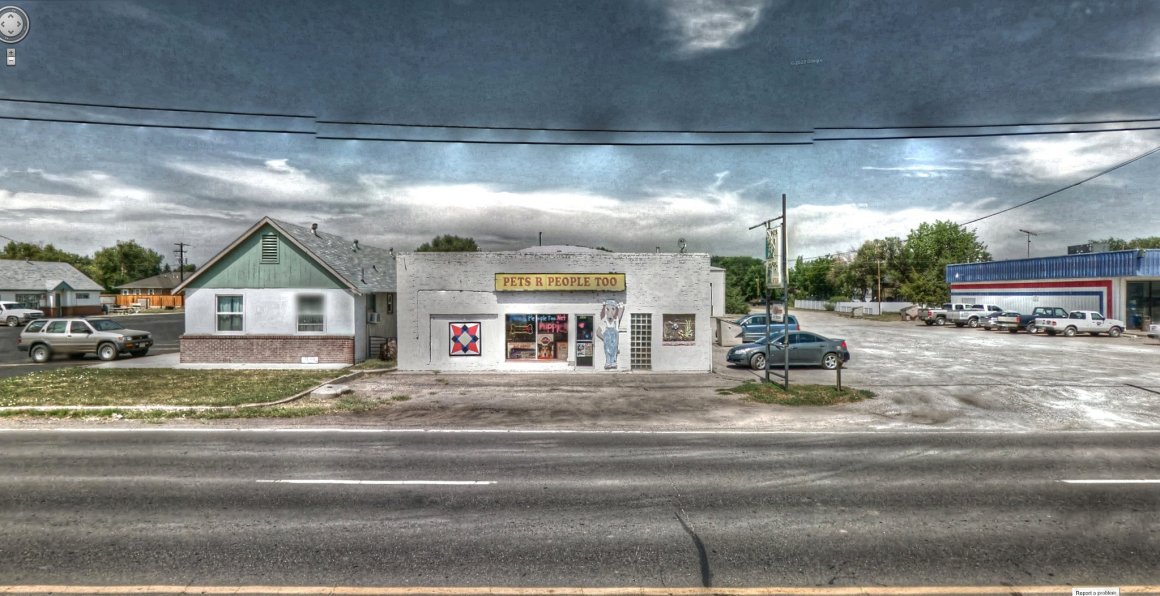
[[184, 288, 356, 335], [396, 251, 712, 372]]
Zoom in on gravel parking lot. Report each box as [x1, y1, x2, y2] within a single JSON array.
[[340, 309, 1160, 432], [727, 309, 1160, 430]]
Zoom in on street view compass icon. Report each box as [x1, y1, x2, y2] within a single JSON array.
[[0, 6, 29, 44]]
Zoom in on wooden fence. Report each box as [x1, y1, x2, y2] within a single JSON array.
[[114, 294, 184, 309]]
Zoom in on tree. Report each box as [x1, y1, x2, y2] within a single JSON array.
[[899, 221, 991, 304], [789, 255, 839, 300], [89, 241, 164, 291], [415, 235, 479, 252], [844, 237, 905, 302], [710, 256, 765, 305], [1, 241, 91, 269], [1089, 236, 1160, 250]]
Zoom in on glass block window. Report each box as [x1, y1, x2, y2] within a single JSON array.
[[630, 313, 652, 370]]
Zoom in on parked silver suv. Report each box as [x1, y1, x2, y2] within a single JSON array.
[[17, 318, 154, 363]]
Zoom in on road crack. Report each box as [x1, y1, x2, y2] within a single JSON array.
[[674, 510, 712, 588]]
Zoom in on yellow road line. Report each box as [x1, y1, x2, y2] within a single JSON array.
[[1, 586, 1158, 595]]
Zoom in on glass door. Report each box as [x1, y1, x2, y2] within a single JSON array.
[[576, 315, 594, 367]]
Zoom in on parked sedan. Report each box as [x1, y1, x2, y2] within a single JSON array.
[[735, 313, 800, 343], [726, 331, 850, 370]]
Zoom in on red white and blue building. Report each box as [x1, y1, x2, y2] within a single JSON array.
[[946, 249, 1160, 330]]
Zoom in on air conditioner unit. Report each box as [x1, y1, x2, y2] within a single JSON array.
[[367, 312, 382, 324]]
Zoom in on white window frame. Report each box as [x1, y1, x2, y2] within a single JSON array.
[[297, 294, 325, 333], [216, 294, 244, 333]]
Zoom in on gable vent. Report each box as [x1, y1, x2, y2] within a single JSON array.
[[261, 233, 279, 264]]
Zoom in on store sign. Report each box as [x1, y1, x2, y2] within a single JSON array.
[[495, 273, 626, 292]]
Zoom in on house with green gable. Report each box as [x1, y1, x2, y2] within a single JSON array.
[[173, 217, 396, 364]]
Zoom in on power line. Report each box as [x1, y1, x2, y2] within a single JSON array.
[[318, 119, 812, 135], [956, 143, 1160, 226], [315, 135, 812, 146], [794, 143, 1160, 263], [817, 125, 1160, 142], [0, 114, 316, 135], [816, 116, 1160, 130], [0, 97, 314, 119]]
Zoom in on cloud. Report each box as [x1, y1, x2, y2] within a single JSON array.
[[964, 131, 1160, 184], [169, 159, 331, 201], [659, 0, 770, 57], [785, 198, 1001, 260], [861, 164, 977, 178]]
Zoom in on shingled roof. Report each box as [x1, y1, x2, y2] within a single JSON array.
[[0, 260, 104, 292], [116, 271, 187, 290], [172, 217, 396, 294], [269, 218, 396, 293]]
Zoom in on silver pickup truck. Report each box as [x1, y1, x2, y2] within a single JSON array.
[[946, 304, 1004, 328]]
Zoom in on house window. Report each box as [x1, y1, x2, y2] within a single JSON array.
[[260, 233, 279, 264], [297, 294, 325, 332], [216, 295, 244, 331], [75, 293, 90, 300], [505, 314, 568, 361], [14, 293, 40, 309]]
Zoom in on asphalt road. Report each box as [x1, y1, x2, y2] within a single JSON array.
[[1, 430, 1157, 591], [0, 312, 184, 378]]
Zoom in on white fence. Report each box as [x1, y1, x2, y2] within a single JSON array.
[[794, 300, 915, 316]]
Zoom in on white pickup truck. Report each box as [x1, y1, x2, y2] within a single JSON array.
[[1034, 310, 1126, 337], [0, 301, 45, 327]]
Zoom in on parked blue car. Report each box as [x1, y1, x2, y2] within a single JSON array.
[[735, 313, 800, 343]]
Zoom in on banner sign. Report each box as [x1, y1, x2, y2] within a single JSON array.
[[495, 273, 626, 292], [765, 228, 783, 286]]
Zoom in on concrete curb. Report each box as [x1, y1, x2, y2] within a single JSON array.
[[0, 367, 396, 413]]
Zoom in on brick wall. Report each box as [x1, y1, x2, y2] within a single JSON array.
[[180, 335, 355, 364]]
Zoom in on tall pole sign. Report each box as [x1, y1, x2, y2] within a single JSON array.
[[749, 193, 790, 388]]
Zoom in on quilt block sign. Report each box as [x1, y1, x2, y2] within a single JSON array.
[[449, 322, 482, 356]]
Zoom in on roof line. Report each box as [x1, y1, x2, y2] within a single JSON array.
[[171, 217, 360, 295]]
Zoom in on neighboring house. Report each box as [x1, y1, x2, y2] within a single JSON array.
[[172, 217, 397, 364], [117, 272, 185, 296], [0, 259, 104, 317], [115, 271, 187, 309]]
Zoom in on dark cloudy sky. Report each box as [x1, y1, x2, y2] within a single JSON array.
[[1, 0, 1158, 267]]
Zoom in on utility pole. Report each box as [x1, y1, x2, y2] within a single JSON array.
[[1018, 229, 1038, 258], [877, 255, 882, 317], [173, 242, 190, 282]]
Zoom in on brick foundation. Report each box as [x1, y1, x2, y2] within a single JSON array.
[[180, 335, 355, 364]]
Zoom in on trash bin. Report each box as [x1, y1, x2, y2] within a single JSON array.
[[1142, 315, 1153, 332]]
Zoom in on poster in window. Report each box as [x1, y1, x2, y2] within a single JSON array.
[[449, 322, 482, 356], [662, 314, 696, 345]]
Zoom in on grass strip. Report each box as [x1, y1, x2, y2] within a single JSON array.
[[719, 381, 874, 406], [0, 369, 338, 408]]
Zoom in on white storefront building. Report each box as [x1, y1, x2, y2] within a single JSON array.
[[396, 247, 713, 372]]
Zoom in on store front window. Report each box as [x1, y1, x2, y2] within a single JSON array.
[[506, 314, 569, 361], [1127, 281, 1160, 330]]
